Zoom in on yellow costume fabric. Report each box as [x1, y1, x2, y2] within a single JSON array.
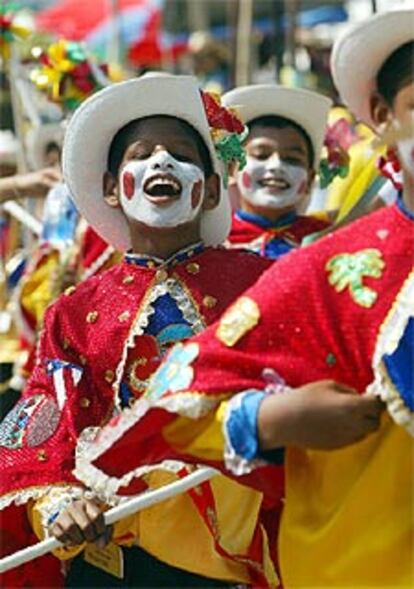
[[280, 414, 413, 587], [28, 392, 275, 584], [29, 470, 273, 584], [20, 251, 60, 330], [327, 139, 385, 221]]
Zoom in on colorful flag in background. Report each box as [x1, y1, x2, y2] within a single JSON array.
[[35, 0, 172, 65]]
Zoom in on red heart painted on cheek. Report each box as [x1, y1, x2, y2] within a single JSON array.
[[242, 171, 252, 189], [123, 171, 135, 200]]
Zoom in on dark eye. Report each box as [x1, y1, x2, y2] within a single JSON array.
[[173, 153, 193, 163], [283, 156, 305, 167], [249, 150, 270, 161]]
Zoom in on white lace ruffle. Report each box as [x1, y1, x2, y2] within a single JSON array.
[[75, 405, 189, 503], [113, 274, 205, 412], [0, 483, 84, 514], [75, 395, 212, 503], [367, 269, 414, 435]]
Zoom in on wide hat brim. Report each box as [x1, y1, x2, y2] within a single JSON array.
[[62, 75, 230, 251], [222, 85, 332, 168], [331, 8, 414, 126]]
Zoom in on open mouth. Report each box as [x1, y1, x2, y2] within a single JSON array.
[[259, 176, 291, 190], [144, 173, 182, 202]]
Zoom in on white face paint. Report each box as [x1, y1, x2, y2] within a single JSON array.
[[119, 150, 205, 228], [397, 136, 414, 175], [236, 153, 309, 210]]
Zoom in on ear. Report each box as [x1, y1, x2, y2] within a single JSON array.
[[103, 171, 121, 209], [202, 173, 220, 211], [370, 93, 393, 131]]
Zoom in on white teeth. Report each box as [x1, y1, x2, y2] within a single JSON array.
[[146, 177, 180, 192], [261, 178, 289, 188]]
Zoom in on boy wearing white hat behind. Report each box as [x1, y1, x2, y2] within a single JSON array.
[[223, 85, 332, 258], [0, 75, 278, 587]]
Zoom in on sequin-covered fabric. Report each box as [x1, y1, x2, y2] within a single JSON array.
[[81, 202, 414, 588], [0, 245, 270, 584]]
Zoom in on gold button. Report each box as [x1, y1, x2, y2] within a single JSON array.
[[62, 338, 70, 350], [37, 449, 47, 462], [64, 285, 76, 296], [122, 275, 134, 285], [104, 369, 115, 383], [136, 356, 147, 366], [80, 397, 91, 408], [156, 269, 168, 281], [186, 262, 200, 275], [147, 260, 156, 269], [203, 295, 217, 309], [118, 311, 130, 322], [86, 311, 99, 323], [79, 355, 87, 365]]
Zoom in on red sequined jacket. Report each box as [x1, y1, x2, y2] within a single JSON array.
[[0, 246, 270, 587]]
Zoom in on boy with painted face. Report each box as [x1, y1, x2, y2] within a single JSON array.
[[0, 75, 278, 588], [223, 85, 332, 258], [76, 9, 414, 588]]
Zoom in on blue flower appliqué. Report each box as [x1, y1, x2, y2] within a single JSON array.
[[145, 342, 199, 401]]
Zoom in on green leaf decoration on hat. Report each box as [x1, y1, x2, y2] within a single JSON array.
[[216, 129, 248, 187], [326, 248, 385, 308]]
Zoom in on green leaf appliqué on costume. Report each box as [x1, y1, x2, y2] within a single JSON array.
[[326, 249, 385, 308]]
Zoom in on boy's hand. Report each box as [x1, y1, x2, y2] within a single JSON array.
[[258, 380, 384, 451], [50, 498, 111, 548]]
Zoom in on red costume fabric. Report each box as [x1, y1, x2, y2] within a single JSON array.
[[0, 247, 270, 587], [74, 202, 413, 587]]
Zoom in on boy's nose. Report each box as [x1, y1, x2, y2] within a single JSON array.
[[266, 153, 282, 169], [150, 147, 174, 170]]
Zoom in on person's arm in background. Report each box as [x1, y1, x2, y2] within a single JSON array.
[[0, 168, 61, 203]]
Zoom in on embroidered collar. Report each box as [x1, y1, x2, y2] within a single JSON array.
[[236, 209, 298, 230], [125, 241, 205, 268], [397, 192, 414, 222]]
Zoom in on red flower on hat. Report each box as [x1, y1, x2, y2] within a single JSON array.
[[200, 90, 244, 134]]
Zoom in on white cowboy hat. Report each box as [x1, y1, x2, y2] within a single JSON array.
[[62, 75, 231, 251], [331, 8, 414, 126], [222, 85, 332, 168]]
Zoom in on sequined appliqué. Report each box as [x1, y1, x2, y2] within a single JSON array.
[[326, 249, 385, 308], [216, 296, 260, 347], [145, 342, 199, 401], [0, 395, 61, 449]]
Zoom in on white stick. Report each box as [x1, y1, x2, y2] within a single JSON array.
[[2, 201, 42, 236], [0, 466, 217, 573]]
